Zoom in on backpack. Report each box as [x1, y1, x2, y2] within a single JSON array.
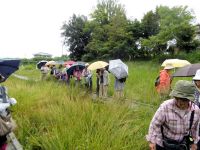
[[119, 77, 126, 83], [154, 76, 160, 87], [50, 68, 55, 75]]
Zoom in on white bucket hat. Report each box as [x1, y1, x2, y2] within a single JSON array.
[[193, 69, 200, 80], [164, 64, 174, 70]]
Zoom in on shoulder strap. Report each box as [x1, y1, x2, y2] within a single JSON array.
[[161, 110, 195, 138], [189, 110, 195, 130]]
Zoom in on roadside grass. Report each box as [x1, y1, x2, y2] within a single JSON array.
[[3, 61, 191, 149]]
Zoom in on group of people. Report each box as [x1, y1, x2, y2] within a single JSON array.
[[40, 62, 127, 99], [40, 63, 92, 88], [147, 65, 200, 150]]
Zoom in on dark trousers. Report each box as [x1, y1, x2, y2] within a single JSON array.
[[198, 140, 200, 150], [96, 78, 99, 96], [0, 135, 7, 147], [156, 144, 165, 150]]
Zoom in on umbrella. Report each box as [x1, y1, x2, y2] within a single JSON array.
[[45, 60, 56, 66], [108, 59, 128, 79], [0, 59, 21, 83], [36, 60, 48, 69], [67, 61, 85, 75], [64, 60, 75, 67], [161, 59, 190, 68], [173, 63, 200, 77], [88, 61, 108, 70]]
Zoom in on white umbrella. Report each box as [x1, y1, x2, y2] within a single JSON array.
[[108, 59, 128, 79]]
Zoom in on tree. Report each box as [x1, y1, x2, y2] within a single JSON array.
[[141, 5, 198, 56], [141, 10, 160, 38], [86, 0, 133, 60], [61, 14, 91, 60]]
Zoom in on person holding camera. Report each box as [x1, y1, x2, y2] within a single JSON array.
[[146, 80, 200, 150]]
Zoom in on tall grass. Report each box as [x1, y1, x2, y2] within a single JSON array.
[[2, 61, 180, 149]]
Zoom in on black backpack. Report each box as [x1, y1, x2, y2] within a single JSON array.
[[119, 77, 126, 83], [154, 76, 160, 87]]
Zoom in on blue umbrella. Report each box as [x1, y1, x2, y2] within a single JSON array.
[[67, 61, 85, 75], [0, 59, 21, 83]]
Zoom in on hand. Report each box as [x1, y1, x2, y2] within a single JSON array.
[[149, 143, 156, 150], [191, 144, 197, 150]]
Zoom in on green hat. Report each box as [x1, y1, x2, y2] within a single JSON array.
[[169, 80, 195, 101]]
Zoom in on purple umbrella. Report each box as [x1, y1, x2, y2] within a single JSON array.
[[173, 63, 200, 77]]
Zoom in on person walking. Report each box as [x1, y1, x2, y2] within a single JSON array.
[[193, 69, 200, 149], [73, 66, 82, 87], [114, 77, 126, 99], [99, 68, 109, 98], [146, 80, 200, 150], [82, 63, 92, 91], [193, 69, 200, 107], [156, 63, 174, 100], [96, 69, 100, 97], [40, 64, 49, 80]]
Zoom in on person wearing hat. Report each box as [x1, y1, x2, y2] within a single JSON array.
[[40, 64, 49, 80], [193, 69, 200, 149], [156, 63, 174, 100], [193, 69, 200, 108], [82, 63, 92, 91], [147, 80, 200, 150]]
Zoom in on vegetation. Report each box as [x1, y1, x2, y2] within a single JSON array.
[[2, 0, 200, 149], [61, 0, 200, 61], [2, 61, 191, 149]]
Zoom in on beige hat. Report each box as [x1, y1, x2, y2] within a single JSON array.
[[85, 63, 89, 66], [170, 80, 195, 101], [193, 69, 200, 80], [164, 64, 174, 70]]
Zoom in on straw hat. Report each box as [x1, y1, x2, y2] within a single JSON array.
[[164, 64, 174, 70]]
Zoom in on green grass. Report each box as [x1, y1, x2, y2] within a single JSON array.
[[2, 61, 186, 150]]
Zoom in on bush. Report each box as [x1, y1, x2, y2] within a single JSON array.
[[176, 50, 200, 63], [152, 49, 200, 64]]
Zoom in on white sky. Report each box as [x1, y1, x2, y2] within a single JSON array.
[[0, 0, 200, 59]]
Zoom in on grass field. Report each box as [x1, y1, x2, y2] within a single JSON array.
[[2, 61, 193, 150]]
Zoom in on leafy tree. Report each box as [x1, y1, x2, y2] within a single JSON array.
[[141, 5, 198, 56], [128, 19, 144, 40], [86, 0, 134, 60], [141, 10, 160, 38], [61, 14, 91, 60]]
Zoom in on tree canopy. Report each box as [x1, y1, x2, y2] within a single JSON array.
[[61, 0, 200, 61]]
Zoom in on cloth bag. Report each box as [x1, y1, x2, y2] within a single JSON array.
[[0, 113, 17, 136], [0, 116, 11, 136]]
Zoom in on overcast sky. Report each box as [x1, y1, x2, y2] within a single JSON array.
[[0, 0, 200, 59]]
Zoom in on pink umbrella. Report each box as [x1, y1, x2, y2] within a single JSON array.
[[64, 60, 75, 67]]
